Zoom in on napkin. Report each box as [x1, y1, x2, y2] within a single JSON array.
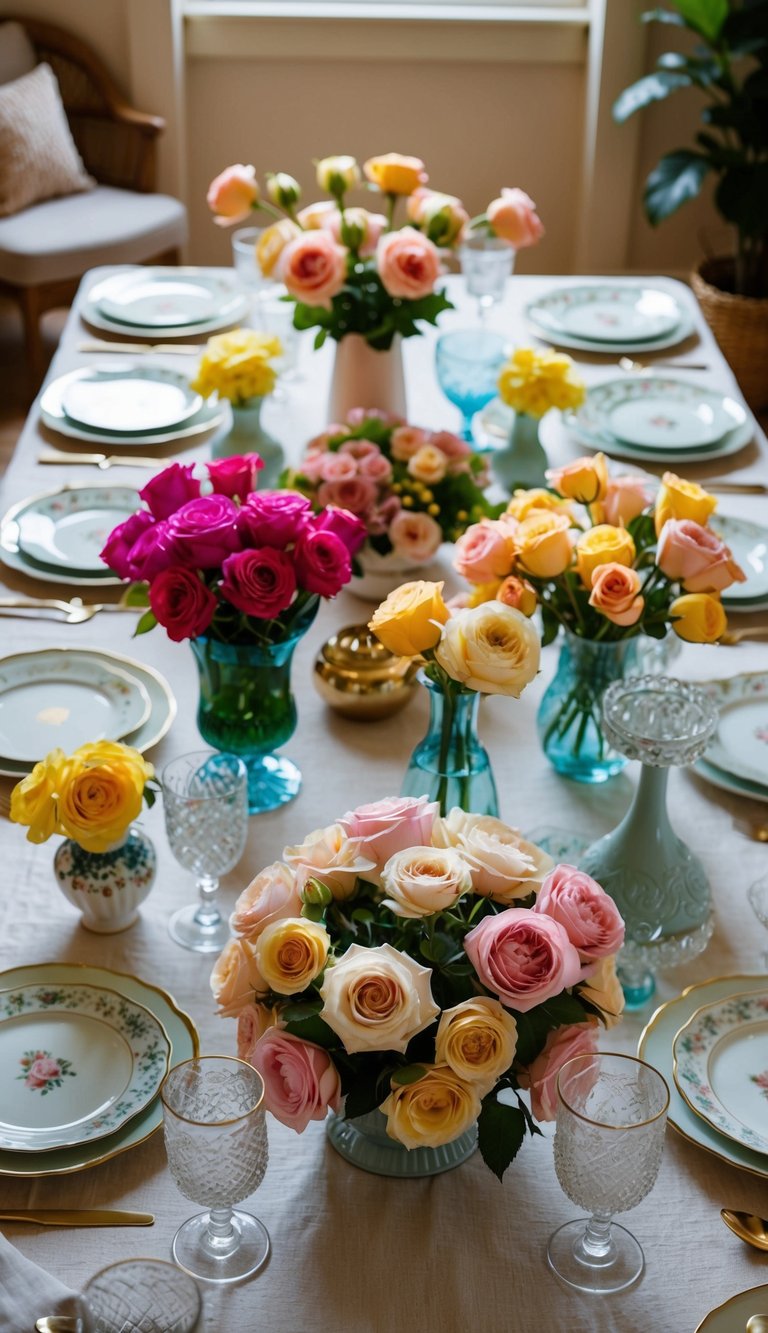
[[0, 1232, 94, 1332]]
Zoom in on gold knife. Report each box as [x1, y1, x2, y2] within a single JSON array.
[[706, 481, 767, 495], [77, 340, 204, 356], [38, 450, 163, 469], [0, 1208, 153, 1226]]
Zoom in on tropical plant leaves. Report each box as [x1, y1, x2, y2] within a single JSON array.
[[644, 150, 712, 224], [612, 71, 692, 122]]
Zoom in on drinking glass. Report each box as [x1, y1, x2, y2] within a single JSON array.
[[435, 329, 507, 442], [254, 283, 301, 381], [231, 226, 266, 295], [747, 876, 768, 969], [459, 234, 515, 321], [547, 1052, 669, 1294], [162, 751, 248, 953], [162, 1057, 269, 1284]]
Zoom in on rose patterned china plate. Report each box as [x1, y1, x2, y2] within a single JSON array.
[[0, 649, 150, 764], [83, 267, 249, 337], [61, 366, 203, 434], [695, 1285, 768, 1333], [40, 368, 225, 447], [638, 974, 768, 1180], [693, 756, 768, 805], [568, 377, 746, 452], [0, 963, 197, 1176], [0, 984, 171, 1151], [12, 484, 139, 575], [700, 672, 768, 790], [525, 284, 684, 343], [564, 404, 753, 466], [714, 515, 768, 610], [673, 991, 768, 1155]]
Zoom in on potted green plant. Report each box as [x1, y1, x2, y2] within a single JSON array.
[[613, 0, 768, 410]]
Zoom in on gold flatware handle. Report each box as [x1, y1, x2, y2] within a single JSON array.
[[77, 339, 203, 355], [0, 1208, 153, 1226], [36, 1318, 82, 1333], [707, 480, 767, 494], [38, 450, 162, 469]]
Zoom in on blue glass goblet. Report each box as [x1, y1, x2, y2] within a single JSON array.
[[435, 330, 507, 443]]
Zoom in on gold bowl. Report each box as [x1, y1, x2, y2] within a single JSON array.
[[313, 624, 420, 721]]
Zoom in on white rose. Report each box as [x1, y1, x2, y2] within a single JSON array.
[[381, 846, 473, 919], [435, 996, 518, 1089], [388, 509, 443, 564], [579, 955, 625, 1029], [434, 601, 540, 696], [433, 809, 553, 902], [210, 938, 266, 1017], [408, 444, 447, 486], [319, 942, 439, 1054], [283, 823, 376, 901], [316, 154, 361, 193]]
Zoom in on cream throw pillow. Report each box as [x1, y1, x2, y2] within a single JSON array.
[[0, 62, 94, 218]]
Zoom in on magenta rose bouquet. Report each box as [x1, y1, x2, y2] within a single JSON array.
[[211, 795, 625, 1178]]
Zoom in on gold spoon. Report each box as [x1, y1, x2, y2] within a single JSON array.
[[721, 1208, 768, 1251], [746, 1318, 768, 1333], [35, 1319, 82, 1333]]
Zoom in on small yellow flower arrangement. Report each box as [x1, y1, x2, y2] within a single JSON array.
[[190, 328, 283, 406], [497, 347, 586, 419]]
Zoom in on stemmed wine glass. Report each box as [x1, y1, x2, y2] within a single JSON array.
[[161, 1056, 270, 1284], [459, 234, 516, 322], [547, 1052, 669, 1294], [435, 329, 507, 443], [162, 751, 248, 953]]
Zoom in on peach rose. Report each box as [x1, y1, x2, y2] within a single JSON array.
[[255, 917, 330, 996], [497, 575, 537, 616], [237, 1001, 281, 1064], [376, 228, 441, 300], [656, 519, 746, 593], [464, 908, 581, 1012], [588, 562, 644, 627], [406, 187, 468, 246], [433, 809, 553, 902], [518, 1022, 598, 1121], [210, 938, 266, 1017], [231, 862, 302, 942], [575, 525, 635, 589], [453, 519, 515, 584], [435, 997, 518, 1090], [279, 231, 347, 309], [207, 164, 259, 226], [486, 188, 544, 247], [391, 425, 428, 461], [322, 206, 387, 257], [599, 475, 652, 527], [319, 942, 439, 1054], [380, 846, 473, 919], [388, 509, 442, 563], [364, 153, 427, 196], [408, 445, 447, 486], [283, 823, 376, 901], [534, 864, 624, 966]]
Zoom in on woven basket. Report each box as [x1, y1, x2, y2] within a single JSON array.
[[691, 257, 768, 412]]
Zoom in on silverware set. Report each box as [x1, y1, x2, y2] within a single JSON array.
[[0, 597, 141, 624], [38, 448, 164, 469]]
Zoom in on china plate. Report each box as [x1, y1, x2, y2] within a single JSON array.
[[525, 284, 684, 344], [568, 377, 746, 452], [0, 487, 125, 587], [93, 268, 246, 329], [701, 672, 768, 789], [565, 409, 753, 465], [12, 484, 138, 575], [0, 648, 176, 777], [0, 963, 197, 1176], [673, 991, 768, 1156], [526, 306, 696, 354], [40, 367, 225, 447], [693, 755, 768, 805], [0, 649, 150, 763], [0, 983, 170, 1151], [638, 973, 768, 1180], [695, 1285, 768, 1333], [715, 515, 768, 609], [61, 366, 203, 434]]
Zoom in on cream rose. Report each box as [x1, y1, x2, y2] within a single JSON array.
[[231, 861, 303, 942], [578, 955, 625, 1029], [254, 917, 330, 996], [319, 942, 438, 1054], [434, 602, 540, 697], [283, 823, 376, 901], [381, 1064, 481, 1149], [388, 510, 443, 564], [381, 846, 473, 919], [408, 445, 448, 486], [435, 997, 518, 1089], [433, 809, 553, 902], [210, 938, 266, 1016]]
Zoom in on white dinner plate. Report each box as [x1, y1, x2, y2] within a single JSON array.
[[526, 307, 696, 355], [0, 649, 150, 764], [526, 284, 684, 344], [91, 268, 247, 329], [569, 377, 746, 453], [13, 484, 138, 575], [0, 983, 170, 1151], [693, 755, 768, 805], [40, 367, 225, 448], [61, 366, 202, 434], [673, 991, 768, 1156], [703, 672, 768, 788], [715, 515, 768, 610], [695, 1285, 768, 1333]]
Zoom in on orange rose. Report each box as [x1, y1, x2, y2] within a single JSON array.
[[588, 563, 644, 627]]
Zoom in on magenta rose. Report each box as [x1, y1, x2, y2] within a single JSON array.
[[139, 463, 200, 521], [518, 1022, 598, 1121], [167, 495, 241, 569], [250, 1029, 342, 1132], [125, 519, 179, 581], [533, 864, 624, 968], [208, 453, 264, 501], [25, 1056, 61, 1089], [316, 476, 377, 516], [100, 510, 155, 579], [293, 527, 351, 596], [220, 547, 296, 618], [340, 795, 439, 870], [239, 491, 313, 548], [148, 565, 217, 641], [464, 908, 582, 1012], [312, 506, 367, 556], [656, 518, 746, 593]]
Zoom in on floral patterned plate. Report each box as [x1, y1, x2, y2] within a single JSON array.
[[673, 991, 768, 1156], [525, 284, 686, 345], [715, 515, 768, 610], [13, 483, 139, 574], [0, 984, 171, 1152], [700, 672, 768, 790], [568, 377, 746, 452]]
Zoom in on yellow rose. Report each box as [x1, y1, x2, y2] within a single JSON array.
[[434, 602, 540, 697], [654, 471, 717, 536], [363, 153, 426, 196], [575, 524, 636, 589], [190, 329, 282, 403], [515, 510, 574, 578], [316, 155, 360, 194], [579, 956, 624, 1030], [670, 592, 727, 643], [254, 917, 330, 996], [506, 488, 571, 521], [256, 218, 301, 278], [369, 580, 450, 657], [546, 453, 608, 505], [435, 997, 518, 1090], [468, 581, 501, 607], [381, 1064, 481, 1149], [407, 445, 447, 486], [58, 742, 153, 853], [10, 748, 71, 845]]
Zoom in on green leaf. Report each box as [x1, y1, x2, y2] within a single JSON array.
[[280, 998, 323, 1023], [121, 582, 150, 607], [644, 150, 712, 224], [715, 164, 768, 236], [391, 1064, 427, 1087], [313, 328, 327, 350], [673, 0, 728, 43], [641, 8, 686, 26], [477, 1098, 527, 1182], [612, 71, 692, 123], [133, 609, 157, 637], [282, 1014, 336, 1048]]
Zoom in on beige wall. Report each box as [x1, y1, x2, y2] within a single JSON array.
[[3, 0, 131, 88]]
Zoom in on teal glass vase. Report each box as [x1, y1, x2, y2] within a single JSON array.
[[537, 631, 638, 783], [326, 1108, 477, 1177], [189, 598, 319, 814], [401, 674, 498, 817], [212, 398, 284, 488], [492, 411, 548, 491]]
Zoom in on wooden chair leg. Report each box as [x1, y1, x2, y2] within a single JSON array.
[[18, 285, 45, 394]]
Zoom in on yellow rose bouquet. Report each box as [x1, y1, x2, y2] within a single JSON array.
[[493, 348, 587, 491], [212, 796, 625, 1179], [190, 329, 282, 406]]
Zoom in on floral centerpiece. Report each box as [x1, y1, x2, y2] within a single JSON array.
[[11, 741, 157, 932], [190, 329, 284, 481], [492, 348, 586, 491], [451, 460, 746, 780], [369, 581, 540, 814], [99, 455, 366, 813], [211, 795, 625, 1178]]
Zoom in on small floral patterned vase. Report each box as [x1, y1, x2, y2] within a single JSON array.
[[53, 827, 156, 933]]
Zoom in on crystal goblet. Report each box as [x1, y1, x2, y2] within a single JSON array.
[[459, 234, 515, 322], [161, 1056, 270, 1285], [435, 329, 507, 442], [548, 1052, 669, 1294], [163, 751, 248, 953], [747, 876, 768, 969]]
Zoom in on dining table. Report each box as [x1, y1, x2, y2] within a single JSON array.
[[0, 266, 767, 1333]]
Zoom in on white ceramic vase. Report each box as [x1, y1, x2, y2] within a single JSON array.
[[53, 827, 157, 933], [348, 544, 434, 603], [328, 334, 406, 423]]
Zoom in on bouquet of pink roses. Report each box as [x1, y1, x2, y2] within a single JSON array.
[[211, 794, 625, 1179]]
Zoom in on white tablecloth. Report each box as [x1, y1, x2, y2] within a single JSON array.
[[1, 272, 767, 1333]]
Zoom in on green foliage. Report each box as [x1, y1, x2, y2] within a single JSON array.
[[514, 992, 592, 1066], [292, 267, 454, 351], [477, 1097, 527, 1181], [133, 609, 157, 637]]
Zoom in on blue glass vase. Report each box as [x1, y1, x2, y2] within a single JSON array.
[[401, 674, 498, 816], [189, 598, 319, 814], [326, 1108, 477, 1177], [537, 631, 638, 784]]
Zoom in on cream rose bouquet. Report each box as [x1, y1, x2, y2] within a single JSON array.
[[212, 795, 625, 1178]]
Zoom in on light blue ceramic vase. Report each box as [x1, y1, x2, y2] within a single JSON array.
[[326, 1109, 477, 1177]]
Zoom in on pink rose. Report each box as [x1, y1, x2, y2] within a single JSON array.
[[656, 518, 746, 593], [305, 427, 346, 452], [124, 519, 179, 582], [220, 548, 296, 618], [312, 506, 367, 556], [148, 565, 217, 641], [232, 861, 302, 941], [293, 527, 352, 596], [239, 491, 313, 548], [340, 795, 439, 869], [388, 509, 442, 563], [100, 510, 155, 579], [317, 476, 377, 517], [250, 1030, 341, 1133], [534, 864, 624, 967], [428, 430, 472, 461], [601, 476, 651, 527], [207, 163, 259, 226], [321, 206, 387, 257], [358, 450, 393, 484], [319, 452, 359, 483], [26, 1056, 61, 1088], [487, 188, 544, 248], [454, 519, 513, 583], [391, 426, 428, 461], [237, 1002, 278, 1065], [208, 453, 264, 501], [464, 908, 582, 1012], [139, 463, 201, 521], [376, 228, 442, 300], [279, 231, 347, 309], [338, 438, 380, 461], [518, 1022, 598, 1121], [167, 495, 241, 569], [299, 453, 328, 484], [367, 495, 401, 537]]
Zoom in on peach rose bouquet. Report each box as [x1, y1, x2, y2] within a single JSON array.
[[212, 795, 624, 1178]]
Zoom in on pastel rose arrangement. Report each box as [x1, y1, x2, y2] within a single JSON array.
[[211, 794, 625, 1176], [190, 329, 282, 405], [282, 408, 499, 568], [98, 456, 366, 646], [475, 188, 545, 249], [11, 740, 156, 854]]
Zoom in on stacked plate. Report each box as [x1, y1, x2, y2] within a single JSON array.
[[40, 364, 225, 447], [714, 515, 768, 613], [525, 283, 696, 353], [0, 646, 176, 778], [82, 267, 249, 339], [0, 963, 197, 1176], [695, 672, 768, 804], [1, 482, 139, 587]]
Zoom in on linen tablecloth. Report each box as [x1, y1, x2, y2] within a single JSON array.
[[0, 271, 766, 1333]]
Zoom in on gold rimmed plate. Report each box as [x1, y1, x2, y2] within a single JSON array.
[[695, 1284, 768, 1332]]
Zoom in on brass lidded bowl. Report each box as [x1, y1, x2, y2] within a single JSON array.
[[313, 624, 419, 721]]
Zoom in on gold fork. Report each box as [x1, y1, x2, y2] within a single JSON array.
[[720, 625, 768, 645]]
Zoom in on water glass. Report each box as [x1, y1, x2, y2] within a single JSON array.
[[547, 1052, 669, 1294], [748, 876, 768, 969], [460, 234, 515, 320], [435, 329, 507, 441], [254, 283, 301, 380], [231, 226, 266, 294], [162, 1057, 269, 1285], [162, 751, 248, 953]]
